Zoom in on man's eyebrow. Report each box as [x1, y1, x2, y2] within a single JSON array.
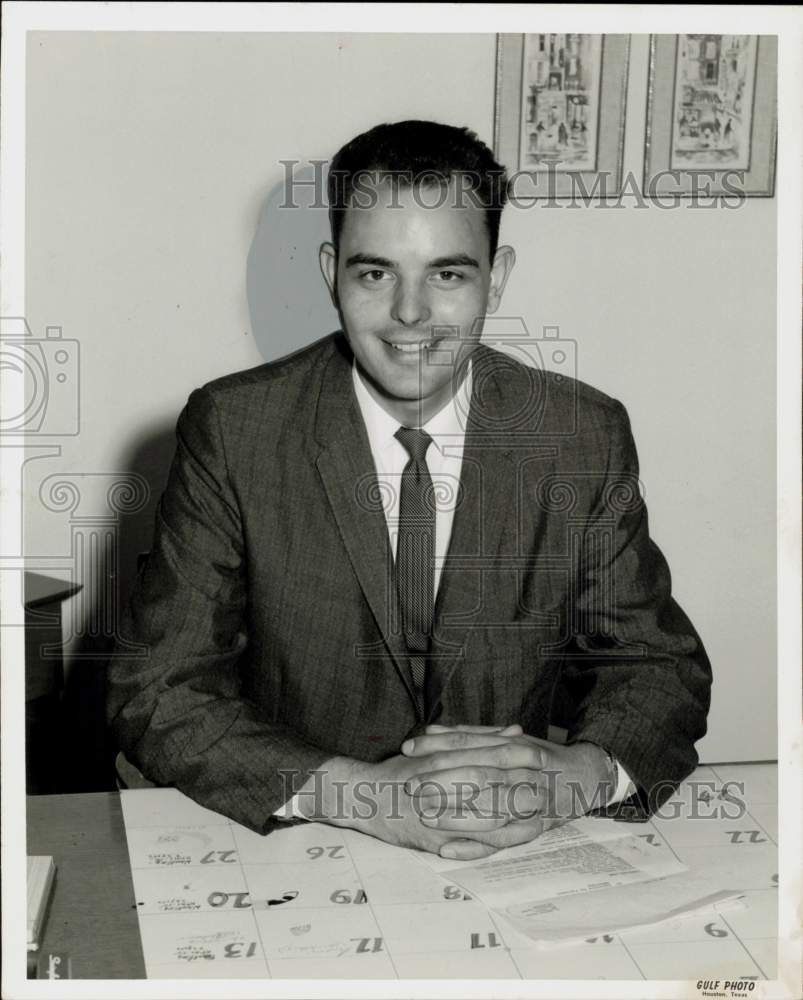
[[344, 253, 481, 269], [345, 253, 397, 268], [428, 254, 480, 269]]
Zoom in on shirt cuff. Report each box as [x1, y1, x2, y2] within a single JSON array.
[[273, 792, 307, 821], [606, 757, 636, 806]]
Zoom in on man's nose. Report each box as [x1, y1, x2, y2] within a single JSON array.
[[390, 279, 431, 327]]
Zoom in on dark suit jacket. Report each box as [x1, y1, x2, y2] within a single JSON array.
[[106, 333, 711, 834]]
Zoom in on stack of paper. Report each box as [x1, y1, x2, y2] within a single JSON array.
[[418, 818, 744, 945]]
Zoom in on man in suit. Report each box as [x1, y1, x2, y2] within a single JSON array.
[[107, 121, 711, 861]]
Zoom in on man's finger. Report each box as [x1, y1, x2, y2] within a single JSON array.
[[442, 816, 546, 850], [519, 734, 554, 750], [504, 775, 543, 819], [413, 784, 507, 807], [412, 771, 543, 819], [402, 733, 515, 757], [439, 839, 500, 862], [424, 724, 523, 736], [420, 812, 509, 833], [405, 742, 545, 776], [405, 765, 506, 798]]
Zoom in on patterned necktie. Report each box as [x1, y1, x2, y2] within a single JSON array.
[[395, 426, 435, 714]]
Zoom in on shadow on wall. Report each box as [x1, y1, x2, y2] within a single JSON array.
[[247, 164, 339, 363], [60, 169, 338, 791], [46, 425, 177, 793]]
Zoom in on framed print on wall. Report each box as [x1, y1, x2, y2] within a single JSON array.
[[494, 33, 630, 199], [645, 34, 777, 197]]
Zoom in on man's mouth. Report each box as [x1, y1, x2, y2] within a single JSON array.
[[383, 339, 437, 354]]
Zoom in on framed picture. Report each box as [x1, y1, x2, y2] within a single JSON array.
[[645, 34, 777, 197], [494, 34, 630, 199]]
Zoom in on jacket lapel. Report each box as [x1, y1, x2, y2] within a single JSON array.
[[313, 338, 420, 709], [426, 344, 534, 721]]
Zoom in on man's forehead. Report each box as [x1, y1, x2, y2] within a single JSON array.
[[344, 173, 479, 205], [338, 177, 489, 245]]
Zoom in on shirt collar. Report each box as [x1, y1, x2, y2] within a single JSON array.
[[352, 358, 473, 456]]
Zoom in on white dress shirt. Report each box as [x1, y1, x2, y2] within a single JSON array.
[[275, 359, 634, 818], [351, 358, 473, 597]]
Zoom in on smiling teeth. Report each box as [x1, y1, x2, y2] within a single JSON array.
[[390, 342, 431, 353]]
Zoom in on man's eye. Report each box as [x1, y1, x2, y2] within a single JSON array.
[[434, 270, 463, 282], [359, 270, 392, 282]]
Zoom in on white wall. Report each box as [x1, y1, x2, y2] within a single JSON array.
[[24, 32, 776, 762]]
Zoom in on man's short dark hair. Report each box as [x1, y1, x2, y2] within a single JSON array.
[[327, 120, 508, 260]]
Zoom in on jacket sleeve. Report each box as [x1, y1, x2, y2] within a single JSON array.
[[106, 385, 332, 834], [563, 399, 712, 812]]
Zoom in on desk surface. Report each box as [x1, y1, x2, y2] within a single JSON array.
[[24, 572, 82, 610], [26, 764, 779, 982], [27, 792, 146, 978]]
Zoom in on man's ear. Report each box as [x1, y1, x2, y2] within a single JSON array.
[[319, 242, 338, 307], [486, 245, 516, 315]]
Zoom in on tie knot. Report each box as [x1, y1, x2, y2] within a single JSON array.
[[395, 426, 432, 463]]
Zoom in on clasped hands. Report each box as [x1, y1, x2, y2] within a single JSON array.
[[337, 724, 613, 861]]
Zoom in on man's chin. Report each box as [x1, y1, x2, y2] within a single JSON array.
[[378, 384, 443, 404], [376, 369, 457, 400]]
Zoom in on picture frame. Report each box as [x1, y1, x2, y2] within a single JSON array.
[[644, 34, 777, 198], [494, 33, 630, 200]]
